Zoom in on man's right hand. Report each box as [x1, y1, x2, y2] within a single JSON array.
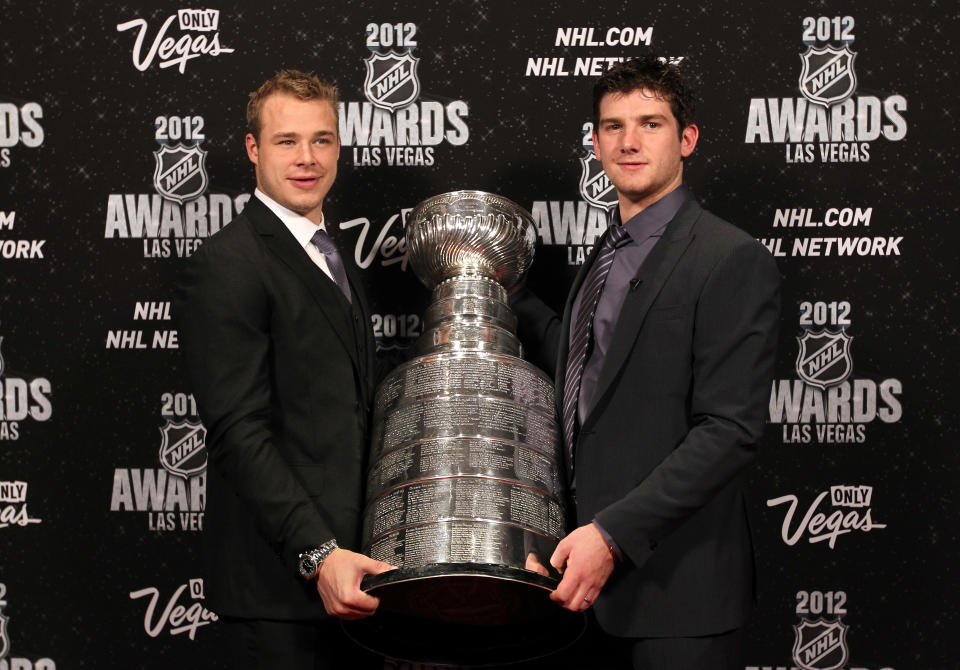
[[314, 548, 395, 620]]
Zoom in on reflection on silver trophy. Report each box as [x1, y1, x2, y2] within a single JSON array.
[[348, 191, 580, 665]]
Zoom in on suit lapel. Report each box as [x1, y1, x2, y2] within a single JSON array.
[[244, 197, 360, 369], [582, 200, 702, 427], [343, 257, 376, 402]]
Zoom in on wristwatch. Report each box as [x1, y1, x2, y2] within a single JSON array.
[[298, 539, 338, 580]]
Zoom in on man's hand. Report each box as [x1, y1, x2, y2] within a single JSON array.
[[314, 548, 394, 620], [549, 522, 615, 612], [525, 551, 551, 577]]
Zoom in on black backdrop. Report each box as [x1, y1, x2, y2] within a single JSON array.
[[1, 2, 958, 669]]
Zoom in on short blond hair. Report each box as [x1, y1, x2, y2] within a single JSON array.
[[246, 69, 339, 141]]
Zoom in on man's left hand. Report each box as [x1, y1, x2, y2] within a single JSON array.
[[549, 522, 615, 611], [314, 549, 395, 620]]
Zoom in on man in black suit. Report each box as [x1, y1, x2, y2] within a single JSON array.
[[175, 70, 392, 669], [511, 56, 780, 669]]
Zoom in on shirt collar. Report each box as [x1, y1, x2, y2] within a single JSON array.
[[614, 184, 690, 244], [254, 188, 325, 248]]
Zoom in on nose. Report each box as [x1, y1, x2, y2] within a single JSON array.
[[296, 141, 316, 165], [620, 127, 640, 153]]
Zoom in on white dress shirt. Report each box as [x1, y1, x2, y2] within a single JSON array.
[[253, 188, 335, 282]]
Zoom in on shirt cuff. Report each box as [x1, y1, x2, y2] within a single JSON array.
[[592, 519, 625, 562]]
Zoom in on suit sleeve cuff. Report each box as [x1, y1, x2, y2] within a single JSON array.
[[593, 507, 656, 568], [591, 519, 625, 562]]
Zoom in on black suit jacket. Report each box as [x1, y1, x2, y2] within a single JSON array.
[[513, 197, 780, 638], [174, 195, 377, 620]]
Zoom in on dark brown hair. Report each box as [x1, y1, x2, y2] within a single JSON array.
[[593, 55, 695, 137]]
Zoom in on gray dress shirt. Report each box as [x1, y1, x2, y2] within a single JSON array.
[[572, 185, 690, 424]]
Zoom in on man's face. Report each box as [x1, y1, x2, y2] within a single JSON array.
[[245, 93, 340, 224], [592, 88, 698, 218]]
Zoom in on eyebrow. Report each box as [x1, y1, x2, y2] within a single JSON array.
[[270, 130, 336, 139], [599, 113, 670, 125]]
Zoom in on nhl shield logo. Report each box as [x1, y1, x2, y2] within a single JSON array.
[[0, 610, 8, 661], [799, 45, 857, 106], [792, 618, 849, 670], [153, 143, 208, 204], [158, 420, 207, 478], [796, 329, 853, 390], [578, 151, 618, 211], [364, 51, 420, 111], [0, 583, 8, 660]]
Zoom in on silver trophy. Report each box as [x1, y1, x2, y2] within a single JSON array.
[[346, 191, 581, 665]]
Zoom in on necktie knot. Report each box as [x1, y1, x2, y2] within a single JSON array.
[[606, 223, 627, 247], [310, 228, 337, 254]]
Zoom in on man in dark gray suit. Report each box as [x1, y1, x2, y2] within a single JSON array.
[[512, 56, 780, 669], [176, 70, 391, 669]]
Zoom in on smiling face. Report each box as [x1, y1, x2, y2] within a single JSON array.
[[245, 93, 340, 225], [592, 88, 698, 221]]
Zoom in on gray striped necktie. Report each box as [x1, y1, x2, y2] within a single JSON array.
[[310, 228, 352, 303], [561, 224, 627, 473]]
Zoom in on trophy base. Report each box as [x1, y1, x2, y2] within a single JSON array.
[[344, 563, 585, 666]]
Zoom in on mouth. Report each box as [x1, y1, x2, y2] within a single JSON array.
[[617, 161, 647, 171], [288, 175, 321, 188]]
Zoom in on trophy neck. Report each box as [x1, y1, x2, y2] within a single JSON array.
[[444, 264, 499, 282], [430, 274, 509, 304], [415, 275, 520, 356]]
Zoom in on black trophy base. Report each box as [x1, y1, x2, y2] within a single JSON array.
[[343, 563, 585, 666]]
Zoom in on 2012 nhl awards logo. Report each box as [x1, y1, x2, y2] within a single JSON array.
[[792, 617, 849, 670], [364, 51, 420, 111], [158, 420, 207, 478], [153, 143, 208, 204], [578, 150, 618, 211], [799, 45, 857, 106], [796, 329, 852, 390]]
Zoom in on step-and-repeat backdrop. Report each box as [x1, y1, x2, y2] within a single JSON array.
[[2, 2, 957, 669]]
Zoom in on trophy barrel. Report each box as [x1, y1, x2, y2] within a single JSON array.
[[344, 192, 582, 665]]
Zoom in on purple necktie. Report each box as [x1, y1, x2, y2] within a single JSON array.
[[561, 224, 626, 473], [310, 228, 352, 303]]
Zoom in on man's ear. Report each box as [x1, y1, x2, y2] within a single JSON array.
[[680, 124, 699, 158], [245, 133, 259, 165]]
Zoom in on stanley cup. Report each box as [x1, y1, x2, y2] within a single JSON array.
[[349, 191, 580, 665]]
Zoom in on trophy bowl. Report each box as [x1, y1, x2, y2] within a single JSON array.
[[405, 190, 538, 290]]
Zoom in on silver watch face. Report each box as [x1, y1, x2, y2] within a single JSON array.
[[299, 554, 318, 578]]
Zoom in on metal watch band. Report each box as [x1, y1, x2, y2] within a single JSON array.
[[298, 539, 338, 580]]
